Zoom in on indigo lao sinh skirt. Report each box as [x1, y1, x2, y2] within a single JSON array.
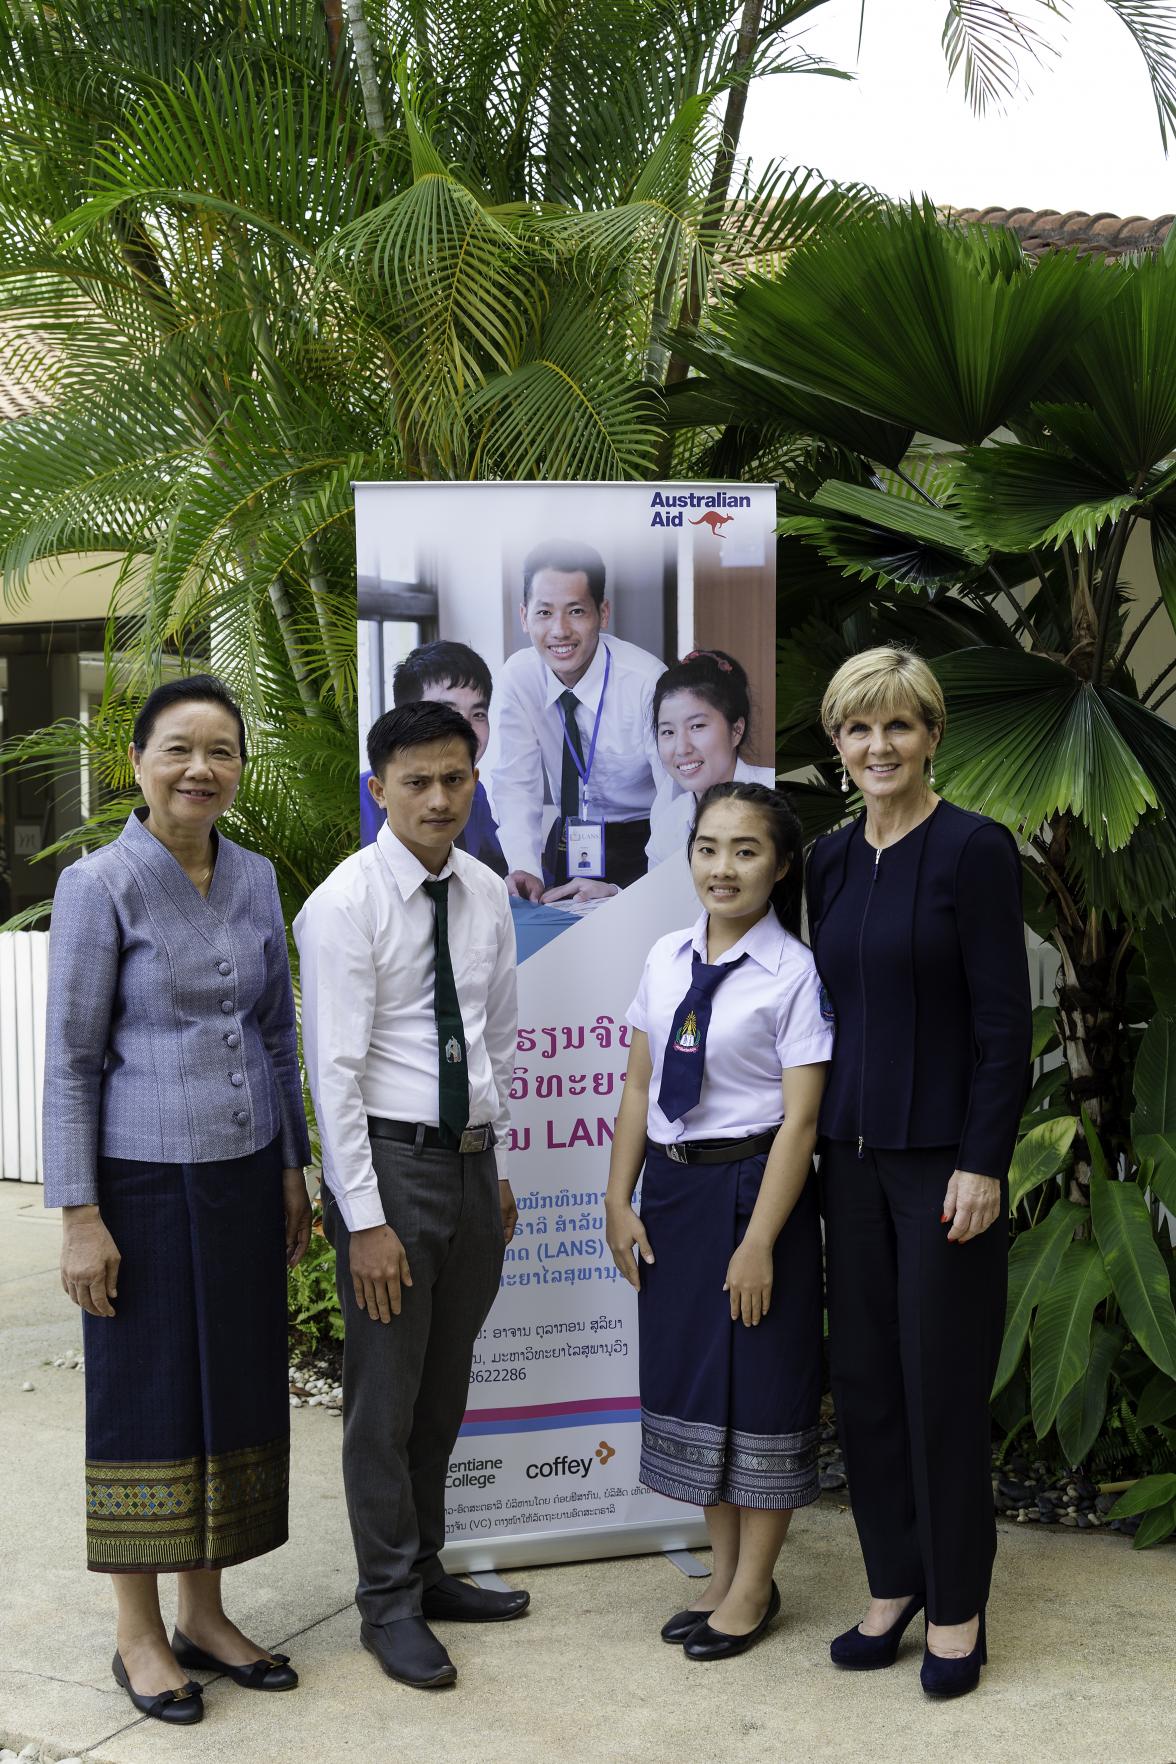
[[637, 1143, 821, 1511], [82, 1138, 289, 1572]]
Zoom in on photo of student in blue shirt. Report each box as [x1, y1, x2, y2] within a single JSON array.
[[359, 642, 506, 877]]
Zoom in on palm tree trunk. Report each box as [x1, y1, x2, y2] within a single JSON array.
[[342, 0, 387, 140], [651, 0, 764, 473]]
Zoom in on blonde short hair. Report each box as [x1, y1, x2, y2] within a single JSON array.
[[820, 647, 946, 740]]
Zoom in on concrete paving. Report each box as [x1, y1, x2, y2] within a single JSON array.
[[3, 1179, 1174, 1764]]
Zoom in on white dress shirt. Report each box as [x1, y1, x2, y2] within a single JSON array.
[[627, 909, 832, 1143], [645, 757, 777, 867], [293, 824, 517, 1232], [491, 633, 674, 877]]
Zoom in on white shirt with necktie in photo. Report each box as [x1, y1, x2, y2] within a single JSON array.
[[645, 756, 777, 868], [491, 632, 674, 877], [293, 823, 517, 1233], [626, 909, 832, 1144]]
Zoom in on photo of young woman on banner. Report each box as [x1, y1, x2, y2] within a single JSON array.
[[354, 480, 778, 1569]]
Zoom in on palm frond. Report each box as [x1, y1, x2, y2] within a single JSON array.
[[941, 1, 1057, 112]]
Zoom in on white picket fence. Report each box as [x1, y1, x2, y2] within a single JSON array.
[[0, 931, 48, 1184]]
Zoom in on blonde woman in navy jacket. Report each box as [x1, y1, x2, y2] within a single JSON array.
[[44, 676, 312, 1726], [807, 648, 1031, 1700]]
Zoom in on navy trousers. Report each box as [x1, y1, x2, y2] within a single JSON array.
[[821, 1141, 1008, 1626]]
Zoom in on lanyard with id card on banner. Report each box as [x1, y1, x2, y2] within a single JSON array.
[[559, 646, 610, 879]]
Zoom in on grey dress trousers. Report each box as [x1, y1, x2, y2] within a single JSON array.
[[323, 1135, 505, 1624]]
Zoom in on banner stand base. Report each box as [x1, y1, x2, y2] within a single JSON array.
[[470, 1571, 513, 1592], [663, 1549, 709, 1578]]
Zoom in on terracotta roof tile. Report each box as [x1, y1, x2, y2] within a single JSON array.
[[948, 206, 1173, 257]]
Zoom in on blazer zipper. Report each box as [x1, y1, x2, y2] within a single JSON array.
[[857, 843, 882, 1159]]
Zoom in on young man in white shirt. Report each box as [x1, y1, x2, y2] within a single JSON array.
[[295, 702, 527, 1691], [491, 539, 671, 904]]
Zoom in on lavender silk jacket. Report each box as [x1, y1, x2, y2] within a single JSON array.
[[42, 809, 311, 1208]]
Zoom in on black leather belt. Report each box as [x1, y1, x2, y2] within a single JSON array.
[[367, 1117, 496, 1156], [652, 1128, 780, 1166]]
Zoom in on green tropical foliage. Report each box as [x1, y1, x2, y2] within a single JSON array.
[[677, 203, 1176, 1536], [0, 0, 869, 920]]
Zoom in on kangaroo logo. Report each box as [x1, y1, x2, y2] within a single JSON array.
[[595, 1440, 616, 1466], [690, 511, 735, 536]]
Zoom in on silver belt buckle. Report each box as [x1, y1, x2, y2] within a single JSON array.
[[666, 1142, 687, 1164], [459, 1125, 492, 1155]]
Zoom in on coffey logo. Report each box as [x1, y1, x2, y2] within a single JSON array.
[[526, 1441, 615, 1480]]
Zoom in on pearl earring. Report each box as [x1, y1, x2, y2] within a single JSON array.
[[840, 765, 849, 794], [928, 758, 936, 786]]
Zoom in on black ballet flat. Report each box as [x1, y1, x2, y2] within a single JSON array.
[[112, 1652, 204, 1725], [920, 1610, 987, 1698], [171, 1628, 299, 1691], [830, 1596, 925, 1669], [660, 1607, 711, 1643], [682, 1582, 781, 1661]]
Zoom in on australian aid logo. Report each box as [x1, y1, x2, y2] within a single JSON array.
[[648, 489, 750, 530], [526, 1440, 616, 1480]]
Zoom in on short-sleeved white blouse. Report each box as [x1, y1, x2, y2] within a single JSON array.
[[626, 909, 832, 1144]]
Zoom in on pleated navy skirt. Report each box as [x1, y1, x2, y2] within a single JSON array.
[[82, 1137, 289, 1573], [637, 1144, 822, 1510]]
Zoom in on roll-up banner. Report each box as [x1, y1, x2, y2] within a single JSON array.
[[354, 481, 778, 1568]]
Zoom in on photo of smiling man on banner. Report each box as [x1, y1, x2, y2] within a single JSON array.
[[492, 539, 671, 906]]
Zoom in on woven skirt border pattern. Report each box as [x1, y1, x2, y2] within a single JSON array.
[[640, 1408, 821, 1511], [86, 1436, 289, 1571]]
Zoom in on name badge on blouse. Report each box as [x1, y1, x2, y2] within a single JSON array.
[[565, 817, 605, 879]]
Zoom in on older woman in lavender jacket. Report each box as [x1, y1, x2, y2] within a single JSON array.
[[44, 674, 311, 1727]]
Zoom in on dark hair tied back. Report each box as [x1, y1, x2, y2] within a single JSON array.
[[652, 649, 751, 748], [132, 674, 247, 759], [687, 780, 805, 938]]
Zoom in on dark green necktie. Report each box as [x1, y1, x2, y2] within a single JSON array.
[[558, 689, 585, 820], [422, 877, 469, 1146]]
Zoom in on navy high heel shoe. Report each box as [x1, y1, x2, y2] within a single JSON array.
[[920, 1609, 987, 1698], [829, 1595, 925, 1669]]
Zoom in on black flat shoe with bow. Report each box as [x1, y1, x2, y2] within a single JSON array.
[[682, 1582, 781, 1661], [171, 1628, 299, 1691], [112, 1652, 204, 1725], [660, 1607, 711, 1643]]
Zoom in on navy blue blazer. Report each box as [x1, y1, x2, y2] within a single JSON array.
[[42, 809, 311, 1208], [806, 800, 1032, 1179]]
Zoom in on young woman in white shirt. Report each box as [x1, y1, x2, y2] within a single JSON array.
[[646, 651, 775, 867], [606, 781, 832, 1660]]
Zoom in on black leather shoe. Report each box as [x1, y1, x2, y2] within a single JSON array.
[[360, 1617, 457, 1688], [921, 1610, 987, 1698], [171, 1628, 299, 1690], [682, 1582, 781, 1661], [112, 1652, 204, 1725], [830, 1596, 925, 1669], [660, 1607, 711, 1644], [420, 1572, 530, 1623]]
